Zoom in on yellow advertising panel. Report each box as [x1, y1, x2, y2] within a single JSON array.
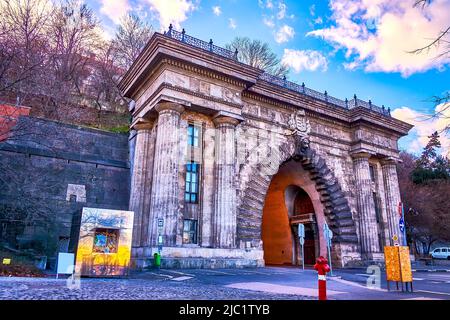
[[399, 246, 412, 282], [384, 246, 401, 282], [75, 207, 134, 277]]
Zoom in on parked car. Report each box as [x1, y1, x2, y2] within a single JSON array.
[[430, 248, 450, 260]]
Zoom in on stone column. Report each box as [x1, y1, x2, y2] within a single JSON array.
[[381, 158, 403, 245], [149, 102, 184, 247], [213, 115, 239, 248], [129, 118, 154, 252], [352, 152, 380, 257]]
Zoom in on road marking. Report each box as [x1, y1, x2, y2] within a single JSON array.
[[202, 270, 236, 275], [330, 277, 386, 292], [413, 278, 424, 281], [171, 276, 193, 281], [146, 272, 173, 279], [226, 282, 345, 296], [355, 274, 371, 277], [401, 297, 442, 300], [416, 290, 450, 297], [161, 270, 195, 276]]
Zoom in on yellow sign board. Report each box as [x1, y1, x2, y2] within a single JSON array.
[[2, 258, 11, 265], [399, 246, 413, 282], [384, 246, 412, 283], [384, 246, 401, 281]]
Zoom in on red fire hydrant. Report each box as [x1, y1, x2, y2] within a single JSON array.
[[314, 256, 331, 300]]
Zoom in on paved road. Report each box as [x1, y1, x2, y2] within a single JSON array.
[[1, 266, 449, 300], [335, 268, 450, 299]]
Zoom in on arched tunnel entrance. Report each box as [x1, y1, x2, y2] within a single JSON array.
[[261, 160, 327, 266]]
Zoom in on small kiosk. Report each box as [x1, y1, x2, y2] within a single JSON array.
[[75, 207, 134, 277]]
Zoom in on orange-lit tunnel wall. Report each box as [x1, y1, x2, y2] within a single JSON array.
[[261, 160, 328, 265]]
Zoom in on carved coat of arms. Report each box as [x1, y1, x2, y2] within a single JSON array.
[[287, 109, 311, 155]]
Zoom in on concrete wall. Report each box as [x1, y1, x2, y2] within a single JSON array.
[[0, 117, 130, 264]]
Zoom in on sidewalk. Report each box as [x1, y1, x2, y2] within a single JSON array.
[[412, 260, 450, 272]]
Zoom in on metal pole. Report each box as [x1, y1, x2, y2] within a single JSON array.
[[327, 241, 333, 276], [301, 242, 304, 270]]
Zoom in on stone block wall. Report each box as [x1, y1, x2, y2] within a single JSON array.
[[0, 117, 130, 264]]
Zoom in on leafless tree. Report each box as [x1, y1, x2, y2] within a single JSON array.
[[226, 37, 288, 77], [110, 13, 154, 71], [409, 0, 450, 136], [0, 0, 54, 103]]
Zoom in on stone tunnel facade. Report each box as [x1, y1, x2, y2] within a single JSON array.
[[119, 31, 413, 269]]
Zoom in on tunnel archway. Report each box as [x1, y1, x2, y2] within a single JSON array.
[[261, 160, 325, 266]]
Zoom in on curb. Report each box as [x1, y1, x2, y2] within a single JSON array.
[[412, 269, 450, 272]]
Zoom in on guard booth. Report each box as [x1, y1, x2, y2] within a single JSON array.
[[75, 208, 134, 277]]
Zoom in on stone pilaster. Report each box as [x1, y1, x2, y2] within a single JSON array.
[[213, 115, 239, 248], [352, 153, 380, 257], [381, 158, 403, 245], [149, 102, 184, 247], [129, 118, 154, 251]]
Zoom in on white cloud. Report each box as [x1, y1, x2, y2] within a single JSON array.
[[309, 4, 315, 16], [212, 6, 221, 16], [281, 49, 328, 72], [263, 16, 275, 28], [277, 2, 287, 20], [143, 0, 197, 30], [99, 0, 131, 24], [229, 18, 237, 29], [392, 103, 450, 156], [274, 24, 295, 43], [313, 16, 323, 25], [307, 0, 450, 77]]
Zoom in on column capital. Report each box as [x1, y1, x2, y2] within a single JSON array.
[[155, 102, 184, 114], [351, 151, 372, 160], [212, 111, 243, 127], [380, 157, 400, 166], [131, 118, 154, 131]]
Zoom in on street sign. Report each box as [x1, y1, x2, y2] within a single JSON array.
[[298, 223, 305, 238], [298, 224, 305, 270], [399, 217, 405, 233], [392, 234, 399, 246]]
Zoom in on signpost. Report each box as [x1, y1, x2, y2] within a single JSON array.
[[323, 223, 333, 276], [398, 202, 407, 246], [298, 223, 305, 270], [157, 218, 164, 254]]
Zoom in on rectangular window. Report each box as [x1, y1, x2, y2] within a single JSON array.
[[187, 124, 200, 147], [369, 164, 376, 182], [185, 162, 199, 203], [92, 228, 119, 253], [373, 193, 381, 223], [183, 219, 198, 244]]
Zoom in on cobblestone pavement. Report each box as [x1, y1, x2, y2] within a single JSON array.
[[2, 266, 447, 300], [0, 273, 314, 300]]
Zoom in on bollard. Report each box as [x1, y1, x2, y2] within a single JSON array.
[[153, 252, 161, 269], [314, 256, 331, 300]]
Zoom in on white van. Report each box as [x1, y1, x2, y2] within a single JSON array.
[[430, 247, 450, 260]]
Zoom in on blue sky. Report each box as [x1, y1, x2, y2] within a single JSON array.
[[87, 0, 450, 156]]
